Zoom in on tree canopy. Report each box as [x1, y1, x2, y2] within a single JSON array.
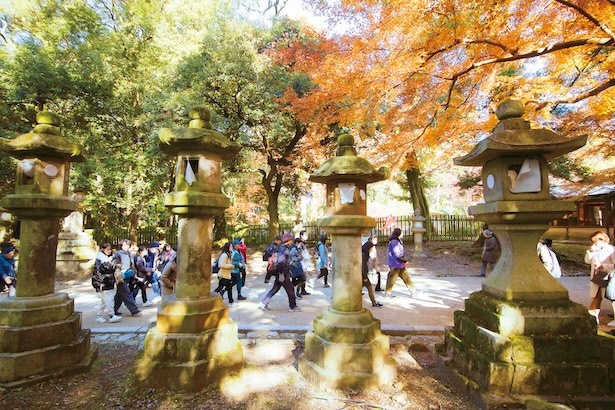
[[281, 0, 614, 188]]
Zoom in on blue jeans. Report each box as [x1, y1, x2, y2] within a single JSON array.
[[231, 271, 243, 297], [146, 273, 161, 297]]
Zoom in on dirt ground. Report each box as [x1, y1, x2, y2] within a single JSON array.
[[0, 336, 476, 410], [0, 241, 590, 409]]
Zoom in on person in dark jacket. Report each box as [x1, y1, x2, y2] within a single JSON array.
[[92, 243, 121, 323], [264, 236, 282, 283], [384, 228, 419, 297], [480, 229, 499, 277], [362, 235, 382, 307], [259, 233, 301, 312], [130, 245, 154, 307]]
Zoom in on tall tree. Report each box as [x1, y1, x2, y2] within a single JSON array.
[[171, 18, 314, 241], [284, 0, 615, 207]]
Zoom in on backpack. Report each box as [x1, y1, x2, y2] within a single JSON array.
[[263, 242, 276, 262], [267, 246, 279, 274], [212, 258, 220, 274]]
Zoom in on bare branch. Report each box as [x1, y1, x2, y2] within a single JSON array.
[[440, 37, 614, 110], [555, 0, 615, 40], [552, 77, 615, 106]]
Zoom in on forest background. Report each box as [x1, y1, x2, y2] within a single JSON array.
[[0, 0, 613, 243]]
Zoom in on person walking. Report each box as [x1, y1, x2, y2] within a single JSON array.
[[0, 246, 17, 297], [92, 243, 121, 323], [290, 237, 307, 299], [316, 234, 330, 288], [216, 242, 236, 305], [231, 238, 247, 301], [362, 236, 382, 307], [585, 231, 615, 326], [131, 245, 154, 307], [537, 238, 562, 279], [263, 236, 282, 283], [480, 229, 499, 277], [363, 235, 382, 291], [111, 239, 141, 317], [383, 228, 419, 297], [237, 238, 248, 289], [259, 233, 301, 312]]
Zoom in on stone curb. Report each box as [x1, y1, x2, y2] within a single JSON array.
[[89, 324, 445, 336]]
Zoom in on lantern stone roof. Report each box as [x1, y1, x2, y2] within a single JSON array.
[[310, 133, 386, 184], [0, 111, 83, 161], [454, 99, 586, 166], [158, 106, 240, 159]]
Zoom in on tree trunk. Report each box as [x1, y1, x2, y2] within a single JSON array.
[[405, 156, 431, 239], [267, 191, 280, 242]]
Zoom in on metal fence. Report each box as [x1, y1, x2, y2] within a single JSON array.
[[92, 214, 482, 247]]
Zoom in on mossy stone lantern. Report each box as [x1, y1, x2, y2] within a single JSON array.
[[299, 133, 396, 389], [137, 106, 243, 391], [441, 100, 615, 407], [0, 111, 93, 387], [454, 99, 586, 301]]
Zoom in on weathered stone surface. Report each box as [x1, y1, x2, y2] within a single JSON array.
[[300, 132, 395, 390]]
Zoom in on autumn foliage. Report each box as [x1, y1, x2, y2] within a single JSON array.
[[276, 0, 615, 185]]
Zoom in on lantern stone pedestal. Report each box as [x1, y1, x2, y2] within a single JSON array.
[[440, 100, 615, 408], [298, 134, 396, 389], [0, 112, 95, 387], [136, 107, 243, 392]]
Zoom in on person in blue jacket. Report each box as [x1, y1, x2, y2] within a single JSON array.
[[0, 246, 16, 296]]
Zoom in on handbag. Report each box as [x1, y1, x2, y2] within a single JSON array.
[[590, 268, 610, 287], [122, 268, 135, 280]]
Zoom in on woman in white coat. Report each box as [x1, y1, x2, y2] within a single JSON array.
[[585, 231, 615, 326]]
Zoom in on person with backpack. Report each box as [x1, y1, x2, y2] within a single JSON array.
[[93, 243, 121, 323], [290, 237, 307, 299], [263, 236, 282, 283], [259, 233, 301, 312], [111, 239, 141, 317], [216, 242, 236, 305], [384, 228, 420, 297], [362, 235, 382, 307], [231, 238, 247, 301], [316, 234, 330, 288]]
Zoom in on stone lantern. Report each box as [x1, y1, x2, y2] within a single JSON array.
[[442, 100, 615, 407], [0, 111, 94, 386], [137, 106, 243, 391], [299, 133, 396, 389], [411, 210, 427, 257]]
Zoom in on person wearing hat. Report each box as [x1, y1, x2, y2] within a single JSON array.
[[384, 228, 419, 297], [263, 236, 282, 283], [0, 246, 16, 297], [259, 233, 301, 312], [231, 238, 247, 301], [316, 234, 330, 288], [480, 229, 499, 277]]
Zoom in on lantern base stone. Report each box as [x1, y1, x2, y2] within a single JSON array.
[[0, 294, 95, 386], [439, 291, 615, 408], [137, 296, 243, 391], [298, 308, 396, 389]]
